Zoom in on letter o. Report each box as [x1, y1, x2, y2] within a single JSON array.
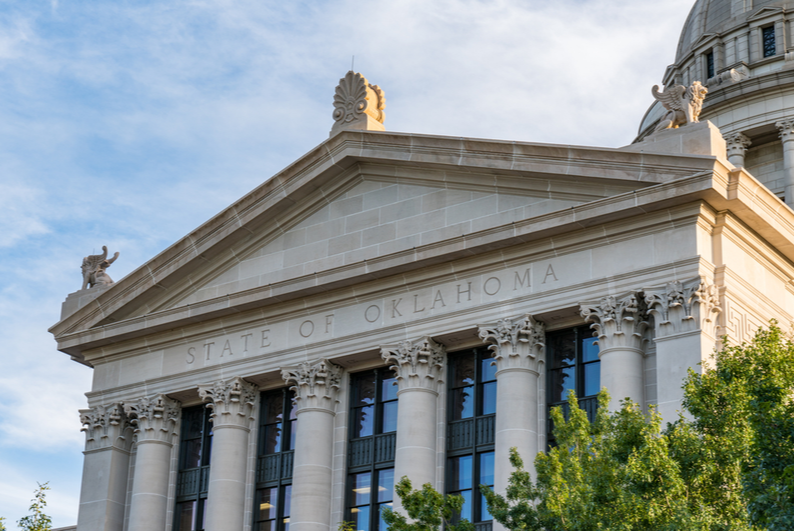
[[484, 276, 501, 296], [364, 304, 381, 323], [299, 320, 314, 338]]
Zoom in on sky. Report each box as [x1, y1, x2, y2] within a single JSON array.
[[0, 0, 695, 527]]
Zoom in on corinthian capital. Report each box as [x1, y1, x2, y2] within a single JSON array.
[[776, 119, 794, 143], [79, 403, 133, 452], [645, 277, 721, 338], [580, 292, 649, 352], [198, 376, 258, 429], [478, 314, 545, 373], [381, 337, 445, 393], [724, 132, 752, 155], [281, 359, 343, 413], [123, 394, 181, 444]]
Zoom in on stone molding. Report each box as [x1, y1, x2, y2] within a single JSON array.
[[281, 359, 343, 413], [645, 277, 722, 338], [381, 337, 445, 393], [776, 119, 794, 143], [79, 403, 133, 452], [198, 376, 258, 430], [580, 293, 649, 353], [123, 394, 181, 444], [478, 314, 545, 373]]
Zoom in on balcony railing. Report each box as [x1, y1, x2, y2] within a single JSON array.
[[348, 432, 396, 468], [256, 450, 294, 484], [447, 414, 495, 452], [176, 465, 210, 498]]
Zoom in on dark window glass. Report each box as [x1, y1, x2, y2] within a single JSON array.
[[346, 369, 397, 531], [255, 389, 295, 531], [447, 348, 496, 524], [706, 51, 715, 78], [175, 406, 211, 531], [763, 26, 776, 57], [547, 326, 601, 446]]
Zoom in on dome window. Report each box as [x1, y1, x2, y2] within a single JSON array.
[[706, 51, 715, 78], [762, 26, 776, 57]]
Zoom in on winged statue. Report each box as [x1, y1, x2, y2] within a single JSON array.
[[81, 246, 120, 289], [651, 81, 708, 132]]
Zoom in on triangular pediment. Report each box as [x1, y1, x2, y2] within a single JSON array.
[[51, 130, 727, 359], [748, 6, 784, 22]]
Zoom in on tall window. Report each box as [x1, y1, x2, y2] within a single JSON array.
[[254, 389, 296, 531], [546, 325, 600, 447], [762, 26, 776, 57], [175, 405, 213, 531], [346, 369, 398, 531], [705, 51, 715, 78], [446, 348, 495, 527]]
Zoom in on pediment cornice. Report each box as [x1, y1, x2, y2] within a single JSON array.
[[49, 132, 790, 362]]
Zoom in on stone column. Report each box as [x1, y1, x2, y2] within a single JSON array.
[[282, 359, 343, 531], [381, 337, 445, 493], [580, 293, 649, 411], [76, 404, 133, 531], [124, 395, 181, 531], [478, 314, 545, 494], [776, 120, 794, 206], [198, 376, 258, 531], [724, 132, 752, 168], [645, 278, 721, 423]]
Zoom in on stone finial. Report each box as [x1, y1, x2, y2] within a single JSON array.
[[645, 277, 721, 338], [579, 292, 649, 353], [123, 394, 181, 444], [81, 245, 119, 290], [651, 81, 708, 132], [381, 337, 445, 392], [79, 403, 133, 451], [198, 376, 258, 429], [281, 359, 343, 413], [330, 71, 386, 137], [478, 314, 545, 373]]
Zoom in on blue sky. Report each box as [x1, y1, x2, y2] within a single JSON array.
[[0, 0, 694, 527]]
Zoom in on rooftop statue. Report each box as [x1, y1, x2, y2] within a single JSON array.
[[81, 246, 119, 289], [330, 70, 386, 136], [651, 81, 708, 132]]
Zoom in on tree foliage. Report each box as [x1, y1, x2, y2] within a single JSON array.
[[17, 483, 52, 531], [382, 476, 474, 531], [481, 322, 793, 531]]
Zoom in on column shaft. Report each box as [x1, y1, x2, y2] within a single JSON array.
[[393, 388, 437, 487], [291, 409, 336, 531], [128, 441, 173, 531], [494, 368, 538, 490], [598, 347, 645, 410]]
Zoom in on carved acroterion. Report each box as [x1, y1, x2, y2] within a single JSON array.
[[478, 314, 545, 373], [81, 245, 119, 290], [330, 71, 386, 136], [652, 81, 708, 131], [381, 337, 445, 392]]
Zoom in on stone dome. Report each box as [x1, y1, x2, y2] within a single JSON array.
[[636, 0, 794, 207], [675, 0, 789, 64]]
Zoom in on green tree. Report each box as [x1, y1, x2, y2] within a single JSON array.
[[482, 322, 793, 531], [17, 483, 52, 531], [382, 476, 474, 531], [0, 515, 7, 531]]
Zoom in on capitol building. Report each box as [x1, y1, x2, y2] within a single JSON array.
[[50, 1, 793, 530]]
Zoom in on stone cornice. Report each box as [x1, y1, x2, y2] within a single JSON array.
[[123, 394, 181, 444], [478, 314, 545, 373], [198, 376, 257, 430], [79, 403, 133, 452], [281, 359, 342, 413], [580, 292, 650, 353], [381, 337, 445, 393], [50, 155, 792, 362]]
